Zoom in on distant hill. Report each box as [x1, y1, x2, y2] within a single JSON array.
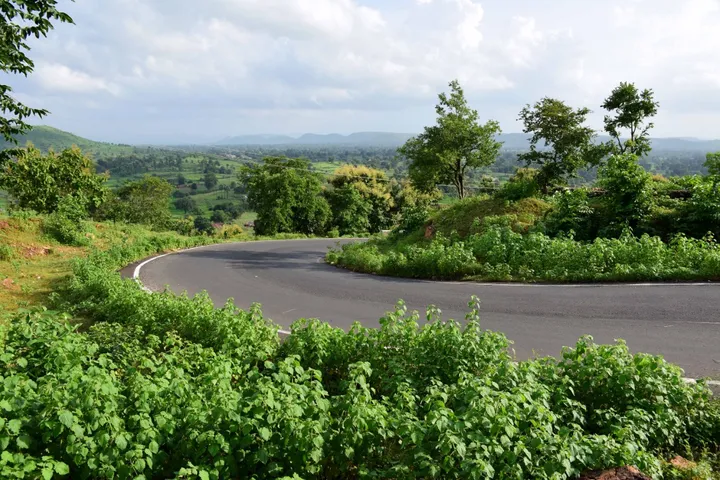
[[1, 126, 135, 156], [216, 131, 416, 147], [216, 131, 720, 153]]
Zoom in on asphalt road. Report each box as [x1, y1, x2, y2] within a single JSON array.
[[136, 239, 720, 379]]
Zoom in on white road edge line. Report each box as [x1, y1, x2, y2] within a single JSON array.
[[131, 240, 720, 384], [132, 243, 293, 335]]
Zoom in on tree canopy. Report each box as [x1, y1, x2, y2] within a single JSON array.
[[240, 157, 330, 236], [517, 97, 605, 193], [327, 165, 394, 234], [103, 176, 174, 227], [602, 82, 659, 157], [0, 144, 107, 213], [400, 80, 503, 199], [0, 0, 74, 145]]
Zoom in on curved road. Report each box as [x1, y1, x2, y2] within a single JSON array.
[[137, 239, 720, 378]]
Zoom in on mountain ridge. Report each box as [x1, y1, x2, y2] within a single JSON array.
[[4, 126, 720, 153]]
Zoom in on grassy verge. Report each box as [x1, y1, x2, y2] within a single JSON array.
[[327, 195, 720, 283], [0, 214, 221, 315]]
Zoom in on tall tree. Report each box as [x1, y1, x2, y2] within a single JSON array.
[[239, 157, 330, 236], [517, 98, 604, 193], [602, 82, 659, 157], [399, 80, 503, 199], [0, 1, 73, 145], [204, 172, 218, 191], [326, 165, 394, 234]]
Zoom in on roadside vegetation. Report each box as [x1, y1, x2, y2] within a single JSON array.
[[328, 81, 720, 283], [1, 2, 718, 478]]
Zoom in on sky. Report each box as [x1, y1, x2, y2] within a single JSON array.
[[4, 0, 720, 144]]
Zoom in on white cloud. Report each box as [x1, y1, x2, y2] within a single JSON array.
[[33, 63, 120, 95], [6, 0, 720, 141]]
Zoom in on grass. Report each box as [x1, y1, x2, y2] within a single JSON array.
[[0, 216, 121, 313], [431, 195, 551, 237]]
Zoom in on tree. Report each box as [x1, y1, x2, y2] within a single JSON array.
[[326, 183, 372, 235], [704, 152, 720, 189], [518, 98, 605, 193], [602, 82, 659, 157], [191, 183, 198, 192], [177, 174, 187, 186], [210, 209, 229, 224], [399, 80, 503, 199], [106, 176, 173, 226], [240, 157, 330, 236], [204, 172, 218, 191], [0, 1, 74, 147], [327, 165, 394, 234], [193, 215, 214, 235], [174, 195, 197, 213], [0, 144, 107, 213]]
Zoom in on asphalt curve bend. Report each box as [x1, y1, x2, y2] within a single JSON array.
[[137, 239, 720, 379]]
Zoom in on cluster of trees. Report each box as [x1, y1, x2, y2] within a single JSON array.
[[401, 80, 660, 198], [0, 144, 246, 243], [395, 80, 720, 243], [240, 158, 435, 236]]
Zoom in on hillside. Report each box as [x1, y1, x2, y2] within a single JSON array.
[[216, 131, 720, 151], [1, 126, 134, 156]]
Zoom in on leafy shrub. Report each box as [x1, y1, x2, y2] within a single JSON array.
[[4, 295, 718, 479], [42, 195, 91, 246], [216, 224, 244, 239], [391, 204, 429, 237], [330, 225, 720, 283], [543, 189, 596, 240], [0, 244, 13, 261], [193, 216, 214, 235], [496, 167, 541, 201], [597, 154, 654, 237]]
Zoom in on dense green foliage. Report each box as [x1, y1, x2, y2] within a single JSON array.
[[517, 98, 606, 193], [241, 157, 331, 236], [0, 146, 108, 214], [400, 80, 503, 199], [99, 176, 174, 227], [328, 219, 720, 282], [602, 83, 659, 157], [326, 165, 395, 235], [0, 233, 716, 478]]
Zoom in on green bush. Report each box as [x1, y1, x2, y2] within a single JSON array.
[[0, 244, 13, 261], [496, 168, 541, 201], [542, 189, 596, 240], [42, 195, 91, 246], [2, 296, 718, 479], [1, 225, 717, 478], [330, 226, 720, 282]]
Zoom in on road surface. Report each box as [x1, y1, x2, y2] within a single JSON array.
[[134, 239, 720, 378]]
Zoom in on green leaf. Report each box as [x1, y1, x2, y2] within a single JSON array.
[[258, 427, 271, 441], [16, 358, 27, 368], [16, 435, 30, 449], [55, 462, 70, 475], [58, 410, 74, 428], [199, 471, 210, 480], [41, 467, 53, 480], [7, 419, 22, 434], [115, 434, 128, 450]]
